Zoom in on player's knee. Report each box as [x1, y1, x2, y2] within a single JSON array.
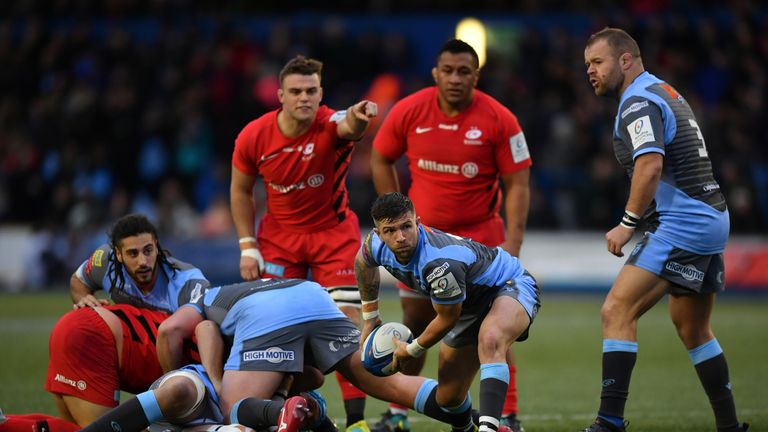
[[436, 388, 465, 409], [673, 321, 714, 348], [155, 371, 206, 421]]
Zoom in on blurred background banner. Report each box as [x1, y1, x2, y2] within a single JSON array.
[[0, 1, 766, 291]]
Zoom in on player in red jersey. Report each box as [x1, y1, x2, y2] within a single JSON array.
[[230, 55, 377, 432], [45, 303, 195, 427], [370, 39, 532, 432]]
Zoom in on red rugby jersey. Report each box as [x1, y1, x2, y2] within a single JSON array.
[[233, 106, 354, 232], [374, 87, 532, 229]]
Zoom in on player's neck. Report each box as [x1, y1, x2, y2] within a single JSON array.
[[277, 110, 312, 138], [437, 95, 472, 117]]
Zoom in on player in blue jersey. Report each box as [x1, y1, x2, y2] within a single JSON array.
[[70, 213, 211, 371], [355, 192, 540, 432], [582, 28, 748, 432], [149, 277, 477, 432], [70, 213, 210, 312]]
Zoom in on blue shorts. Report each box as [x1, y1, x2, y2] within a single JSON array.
[[627, 231, 725, 295], [226, 318, 360, 373], [444, 271, 540, 347]]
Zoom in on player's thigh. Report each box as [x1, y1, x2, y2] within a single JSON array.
[[604, 265, 669, 322], [668, 292, 716, 348], [305, 213, 360, 287], [220, 370, 285, 416], [436, 344, 478, 406], [256, 225, 308, 278], [400, 295, 435, 334], [60, 395, 112, 427], [479, 297, 530, 358]]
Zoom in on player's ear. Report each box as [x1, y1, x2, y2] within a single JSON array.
[[432, 67, 438, 83], [373, 226, 380, 236], [114, 248, 124, 263], [277, 88, 284, 104], [318, 86, 323, 102]]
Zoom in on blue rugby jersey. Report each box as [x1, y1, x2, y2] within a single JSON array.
[[361, 225, 527, 309], [614, 71, 729, 254], [76, 244, 209, 313]]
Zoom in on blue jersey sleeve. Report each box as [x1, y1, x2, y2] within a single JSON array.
[[423, 259, 466, 305], [617, 96, 666, 160], [76, 244, 112, 292]]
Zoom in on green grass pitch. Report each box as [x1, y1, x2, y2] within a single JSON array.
[[0, 291, 765, 431]]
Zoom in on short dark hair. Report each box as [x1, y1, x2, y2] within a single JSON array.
[[279, 55, 323, 85], [437, 39, 479, 68], [107, 213, 175, 287], [586, 27, 641, 59], [371, 192, 415, 224]]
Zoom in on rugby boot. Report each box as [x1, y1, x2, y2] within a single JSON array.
[[277, 396, 310, 432], [582, 417, 627, 432]]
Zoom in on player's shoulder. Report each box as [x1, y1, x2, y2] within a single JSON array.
[[239, 110, 278, 137], [473, 89, 518, 120]]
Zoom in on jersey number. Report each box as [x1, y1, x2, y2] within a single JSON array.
[[688, 119, 708, 157]]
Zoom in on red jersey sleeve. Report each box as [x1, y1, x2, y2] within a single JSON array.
[[373, 99, 409, 161], [232, 119, 262, 176], [493, 105, 532, 175]]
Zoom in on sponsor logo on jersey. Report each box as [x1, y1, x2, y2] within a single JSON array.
[[307, 174, 324, 188], [417, 159, 459, 175], [426, 262, 450, 282], [110, 421, 123, 432], [627, 115, 655, 149], [268, 181, 306, 194], [438, 123, 459, 131], [703, 183, 720, 192], [415, 126, 432, 134], [620, 101, 649, 119], [189, 283, 204, 304], [509, 132, 530, 163], [329, 328, 360, 352], [464, 127, 483, 144], [461, 162, 479, 178], [54, 373, 85, 390], [665, 261, 704, 282], [431, 272, 461, 298], [659, 83, 683, 102], [91, 250, 104, 268], [242, 347, 295, 363]]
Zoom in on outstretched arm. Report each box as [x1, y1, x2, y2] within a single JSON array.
[[337, 100, 378, 141]]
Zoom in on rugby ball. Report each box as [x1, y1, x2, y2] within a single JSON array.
[[361, 322, 413, 377]]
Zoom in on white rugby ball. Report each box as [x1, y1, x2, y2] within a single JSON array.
[[361, 322, 413, 377]]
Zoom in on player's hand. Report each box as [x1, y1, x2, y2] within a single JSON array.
[[351, 100, 378, 121], [73, 294, 109, 309], [389, 337, 412, 373], [240, 248, 265, 281], [605, 224, 634, 257], [359, 317, 382, 350]]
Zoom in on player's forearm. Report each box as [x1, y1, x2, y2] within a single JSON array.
[[195, 320, 224, 388], [341, 104, 370, 140], [69, 274, 94, 303], [626, 153, 663, 218], [416, 308, 459, 349], [503, 184, 529, 257], [354, 257, 381, 302], [371, 151, 400, 194], [230, 188, 257, 242], [156, 327, 185, 372]]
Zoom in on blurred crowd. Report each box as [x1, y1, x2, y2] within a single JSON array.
[[1, 1, 767, 287]]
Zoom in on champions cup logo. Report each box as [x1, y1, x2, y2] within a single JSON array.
[[665, 261, 705, 282], [634, 119, 644, 134], [242, 347, 295, 364]]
